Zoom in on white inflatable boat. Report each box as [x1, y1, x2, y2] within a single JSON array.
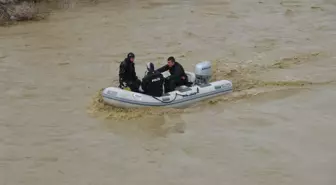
[[102, 61, 233, 108]]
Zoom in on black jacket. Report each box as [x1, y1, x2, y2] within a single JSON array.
[[141, 71, 164, 97], [119, 58, 138, 83], [156, 61, 187, 82]]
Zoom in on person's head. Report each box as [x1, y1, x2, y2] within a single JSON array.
[[167, 56, 175, 67], [127, 52, 135, 62], [146, 62, 155, 73]]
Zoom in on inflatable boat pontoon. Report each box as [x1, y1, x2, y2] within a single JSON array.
[[102, 61, 233, 108]]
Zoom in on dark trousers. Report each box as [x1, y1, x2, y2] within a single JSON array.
[[164, 78, 187, 93], [122, 79, 141, 92]]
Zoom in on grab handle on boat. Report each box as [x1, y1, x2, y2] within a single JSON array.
[[152, 93, 178, 103]]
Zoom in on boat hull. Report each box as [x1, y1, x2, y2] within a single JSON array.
[[101, 80, 233, 108]]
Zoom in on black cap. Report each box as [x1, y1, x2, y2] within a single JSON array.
[[127, 52, 135, 59]]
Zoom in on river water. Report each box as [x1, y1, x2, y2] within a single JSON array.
[[1, 0, 336, 184]]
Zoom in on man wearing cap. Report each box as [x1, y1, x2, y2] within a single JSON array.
[[118, 52, 141, 92], [140, 62, 165, 96]]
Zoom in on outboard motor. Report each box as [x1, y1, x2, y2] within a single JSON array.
[[194, 61, 212, 85]]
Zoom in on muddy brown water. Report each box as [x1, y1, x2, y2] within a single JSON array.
[[1, 0, 336, 184]]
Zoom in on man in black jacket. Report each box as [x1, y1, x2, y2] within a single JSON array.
[[156, 56, 188, 93], [141, 62, 164, 97], [119, 52, 141, 92]]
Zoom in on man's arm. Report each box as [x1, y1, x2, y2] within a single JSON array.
[[132, 71, 138, 81], [119, 62, 126, 83], [156, 64, 169, 73], [169, 65, 184, 81], [130, 63, 138, 81]]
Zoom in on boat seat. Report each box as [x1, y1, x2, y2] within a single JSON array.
[[185, 72, 196, 87], [185, 72, 196, 84]]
